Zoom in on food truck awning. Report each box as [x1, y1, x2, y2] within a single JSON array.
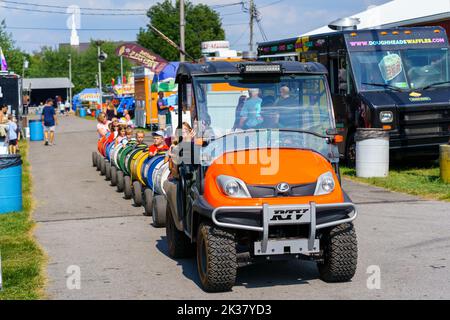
[[303, 0, 450, 36]]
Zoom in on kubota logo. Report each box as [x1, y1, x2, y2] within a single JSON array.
[[271, 209, 309, 222]]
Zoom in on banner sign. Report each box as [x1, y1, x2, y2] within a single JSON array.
[[116, 43, 168, 74]]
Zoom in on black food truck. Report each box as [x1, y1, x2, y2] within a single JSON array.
[[258, 26, 450, 162], [0, 72, 22, 117]]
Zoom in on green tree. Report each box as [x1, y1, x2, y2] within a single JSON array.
[[27, 41, 132, 94], [137, 0, 225, 61], [0, 20, 28, 75]]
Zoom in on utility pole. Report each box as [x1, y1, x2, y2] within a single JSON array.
[[68, 54, 72, 106], [180, 0, 186, 62], [249, 0, 255, 52], [95, 41, 104, 106]]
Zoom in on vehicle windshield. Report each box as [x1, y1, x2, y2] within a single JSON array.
[[350, 48, 450, 91], [192, 75, 339, 160]]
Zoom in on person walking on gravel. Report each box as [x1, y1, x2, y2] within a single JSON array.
[[41, 98, 58, 146]]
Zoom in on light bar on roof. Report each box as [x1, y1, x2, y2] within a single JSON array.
[[242, 64, 282, 74]]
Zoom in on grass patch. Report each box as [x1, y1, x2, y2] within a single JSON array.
[[341, 164, 450, 201], [0, 140, 46, 300]]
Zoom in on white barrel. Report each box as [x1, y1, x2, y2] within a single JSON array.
[[151, 161, 166, 192], [112, 144, 124, 168], [356, 129, 389, 178], [153, 163, 170, 195]]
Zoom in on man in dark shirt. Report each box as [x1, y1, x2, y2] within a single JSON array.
[[41, 98, 57, 146], [275, 86, 300, 128]]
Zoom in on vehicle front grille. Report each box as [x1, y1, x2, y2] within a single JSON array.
[[247, 182, 317, 198], [399, 107, 450, 137]]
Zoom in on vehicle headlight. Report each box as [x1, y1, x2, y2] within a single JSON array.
[[380, 111, 394, 124], [314, 172, 336, 196], [217, 175, 251, 198]]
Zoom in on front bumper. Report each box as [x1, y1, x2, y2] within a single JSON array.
[[204, 201, 357, 256]]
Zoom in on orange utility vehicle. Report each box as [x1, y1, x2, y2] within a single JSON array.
[[164, 61, 358, 292]]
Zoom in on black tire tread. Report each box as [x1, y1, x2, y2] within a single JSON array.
[[318, 223, 358, 283], [197, 223, 237, 293]]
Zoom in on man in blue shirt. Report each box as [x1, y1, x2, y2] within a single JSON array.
[[41, 98, 57, 146]]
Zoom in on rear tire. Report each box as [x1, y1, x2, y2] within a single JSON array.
[[166, 206, 194, 258], [116, 171, 124, 192], [318, 223, 358, 283], [133, 181, 143, 206], [152, 195, 167, 228], [196, 223, 237, 293], [110, 166, 117, 187], [143, 189, 153, 216], [92, 152, 97, 167], [124, 176, 132, 199], [105, 163, 111, 181]]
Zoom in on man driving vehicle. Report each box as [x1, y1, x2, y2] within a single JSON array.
[[275, 86, 300, 128]]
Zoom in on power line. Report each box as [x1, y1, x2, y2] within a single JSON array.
[[0, 0, 147, 12], [0, 4, 146, 15], [231, 26, 249, 47], [211, 2, 244, 9]]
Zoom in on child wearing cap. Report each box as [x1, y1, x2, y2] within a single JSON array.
[[149, 130, 169, 157]]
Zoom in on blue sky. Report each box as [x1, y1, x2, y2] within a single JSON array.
[[0, 0, 391, 53]]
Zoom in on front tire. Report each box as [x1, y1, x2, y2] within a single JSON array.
[[124, 176, 132, 199], [166, 206, 193, 259], [196, 223, 237, 293], [133, 181, 143, 206], [152, 195, 167, 228], [318, 223, 358, 283], [116, 171, 124, 192]]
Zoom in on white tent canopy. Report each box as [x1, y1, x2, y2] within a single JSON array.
[[303, 0, 450, 36]]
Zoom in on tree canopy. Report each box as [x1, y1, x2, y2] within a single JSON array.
[[26, 42, 133, 94], [137, 0, 225, 61], [0, 20, 28, 74]]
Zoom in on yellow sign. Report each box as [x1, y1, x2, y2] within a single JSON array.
[[295, 36, 310, 53]]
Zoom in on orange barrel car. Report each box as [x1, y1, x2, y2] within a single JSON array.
[[162, 61, 358, 292]]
